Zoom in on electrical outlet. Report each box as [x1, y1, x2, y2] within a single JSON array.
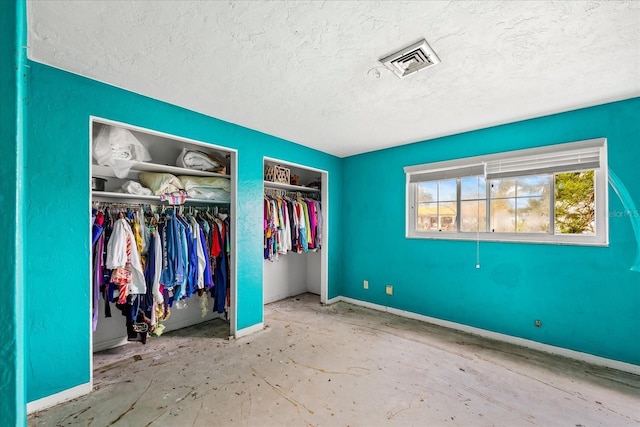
[[534, 320, 542, 327], [363, 280, 369, 289], [385, 285, 393, 295]]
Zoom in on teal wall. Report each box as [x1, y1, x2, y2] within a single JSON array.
[[0, 0, 26, 424], [25, 62, 343, 402], [12, 0, 639, 410], [342, 98, 640, 365]]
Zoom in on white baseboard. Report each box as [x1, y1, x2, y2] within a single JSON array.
[[324, 295, 342, 305], [235, 322, 264, 338], [27, 382, 92, 414], [335, 296, 640, 376]]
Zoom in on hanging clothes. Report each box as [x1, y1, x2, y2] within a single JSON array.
[[92, 229, 105, 331], [263, 193, 322, 260], [92, 203, 232, 343], [211, 215, 228, 314], [106, 216, 146, 299]]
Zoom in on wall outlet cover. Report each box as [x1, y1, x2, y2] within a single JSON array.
[[385, 285, 393, 295]]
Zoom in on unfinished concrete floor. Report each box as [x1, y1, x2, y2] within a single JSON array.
[[29, 293, 640, 426]]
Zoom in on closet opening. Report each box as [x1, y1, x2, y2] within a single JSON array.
[[89, 117, 238, 390], [263, 158, 329, 305]]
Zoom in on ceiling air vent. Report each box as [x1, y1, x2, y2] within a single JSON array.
[[379, 39, 440, 78]]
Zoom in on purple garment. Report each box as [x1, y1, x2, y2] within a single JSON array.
[[199, 225, 213, 289], [307, 200, 317, 249], [212, 221, 227, 313], [314, 201, 322, 248], [92, 233, 105, 331]]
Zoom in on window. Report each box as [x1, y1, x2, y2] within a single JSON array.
[[405, 138, 608, 245], [417, 179, 457, 231]]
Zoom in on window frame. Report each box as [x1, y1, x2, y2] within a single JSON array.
[[405, 138, 608, 246]]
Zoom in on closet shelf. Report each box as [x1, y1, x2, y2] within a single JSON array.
[[264, 181, 320, 192], [91, 191, 229, 205], [92, 162, 229, 179]]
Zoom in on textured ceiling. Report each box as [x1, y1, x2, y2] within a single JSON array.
[[27, 1, 640, 157]]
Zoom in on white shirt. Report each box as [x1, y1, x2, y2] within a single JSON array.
[[106, 218, 146, 295]]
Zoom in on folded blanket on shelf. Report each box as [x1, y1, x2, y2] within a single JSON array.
[[139, 172, 184, 196], [176, 148, 226, 173], [186, 187, 231, 202], [178, 176, 231, 202], [120, 180, 153, 195]]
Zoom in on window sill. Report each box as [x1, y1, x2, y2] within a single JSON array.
[[406, 232, 609, 247]]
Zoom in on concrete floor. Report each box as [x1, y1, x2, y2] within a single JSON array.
[[29, 293, 640, 426]]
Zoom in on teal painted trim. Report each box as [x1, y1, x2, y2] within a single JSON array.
[[0, 0, 27, 424], [15, 2, 27, 421]]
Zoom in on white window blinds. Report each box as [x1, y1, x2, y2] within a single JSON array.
[[407, 164, 485, 183], [484, 138, 604, 179], [405, 138, 605, 182]]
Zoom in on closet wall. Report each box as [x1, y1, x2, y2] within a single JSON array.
[[91, 120, 235, 352], [263, 159, 327, 304], [24, 61, 343, 407], [263, 250, 322, 303]]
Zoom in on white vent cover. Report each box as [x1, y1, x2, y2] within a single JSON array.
[[380, 39, 440, 78]]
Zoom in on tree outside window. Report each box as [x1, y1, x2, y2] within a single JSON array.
[[416, 171, 595, 236], [555, 170, 595, 234]]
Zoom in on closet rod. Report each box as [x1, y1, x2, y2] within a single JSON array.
[[264, 188, 320, 200], [92, 201, 146, 209], [93, 201, 228, 216]]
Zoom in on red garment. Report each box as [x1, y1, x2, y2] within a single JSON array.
[[211, 221, 222, 258], [95, 211, 105, 227]]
